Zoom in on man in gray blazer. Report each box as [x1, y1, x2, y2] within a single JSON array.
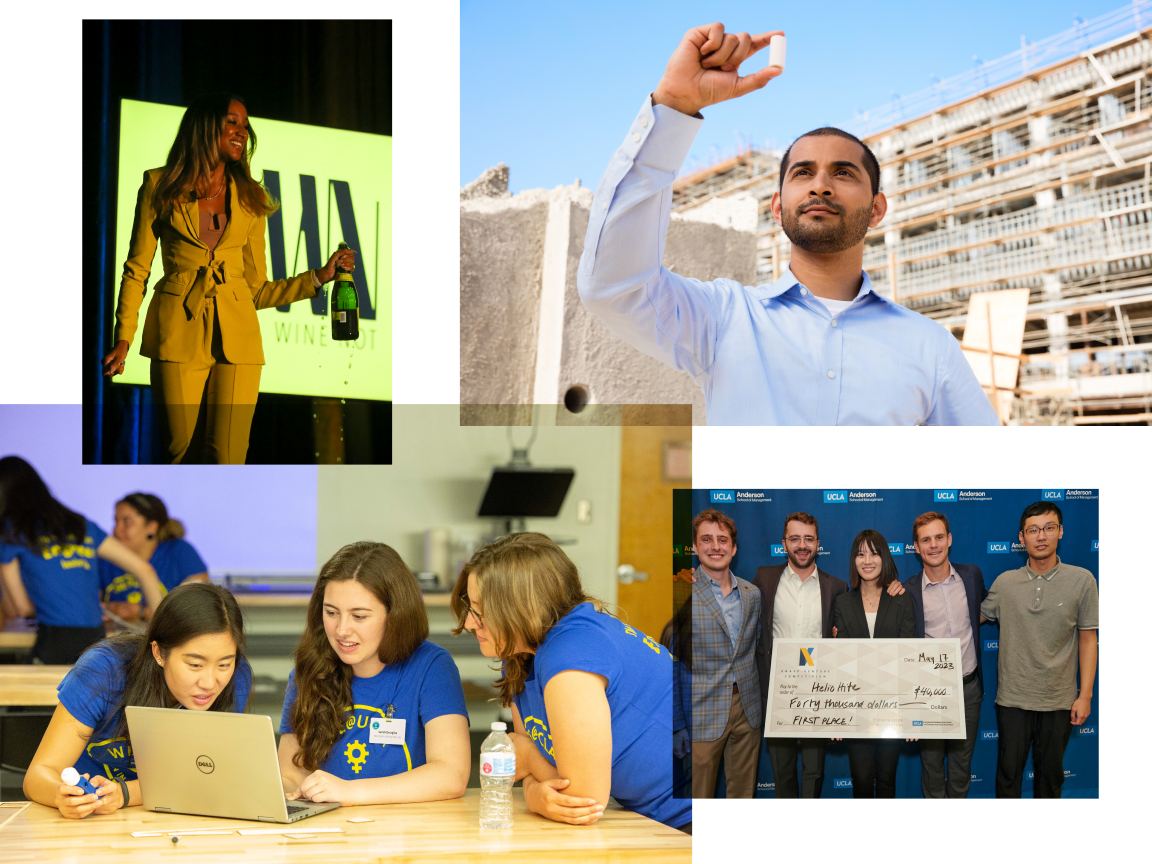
[[752, 512, 846, 797], [685, 508, 762, 798]]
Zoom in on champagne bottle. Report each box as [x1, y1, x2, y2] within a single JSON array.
[[330, 241, 359, 341]]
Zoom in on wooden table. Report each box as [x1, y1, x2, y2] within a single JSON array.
[[0, 789, 691, 862], [0, 666, 69, 707], [0, 619, 35, 650]]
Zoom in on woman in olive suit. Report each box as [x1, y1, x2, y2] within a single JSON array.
[[102, 92, 357, 465], [831, 529, 916, 798]]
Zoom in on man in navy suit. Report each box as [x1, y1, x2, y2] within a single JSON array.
[[903, 511, 987, 798]]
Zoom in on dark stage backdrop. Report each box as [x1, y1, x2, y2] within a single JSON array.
[[82, 19, 391, 464], [673, 488, 1100, 799]]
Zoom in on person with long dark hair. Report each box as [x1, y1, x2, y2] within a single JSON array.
[[101, 92, 359, 464], [277, 542, 469, 805], [0, 456, 166, 664], [452, 533, 692, 831], [831, 529, 916, 798], [23, 582, 251, 818], [99, 492, 209, 623]]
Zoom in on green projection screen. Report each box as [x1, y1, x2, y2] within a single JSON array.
[[113, 98, 392, 401]]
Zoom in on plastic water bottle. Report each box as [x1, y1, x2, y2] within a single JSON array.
[[479, 721, 515, 829]]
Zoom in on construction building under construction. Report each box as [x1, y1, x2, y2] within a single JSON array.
[[672, 3, 1152, 424]]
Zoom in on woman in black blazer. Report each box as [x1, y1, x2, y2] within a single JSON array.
[[831, 529, 915, 798]]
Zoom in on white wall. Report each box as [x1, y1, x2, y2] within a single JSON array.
[[316, 404, 622, 604]]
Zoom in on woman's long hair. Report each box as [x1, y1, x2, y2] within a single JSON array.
[[118, 492, 185, 542], [847, 529, 901, 590], [290, 542, 429, 771], [150, 92, 279, 223], [77, 582, 247, 740], [451, 533, 603, 707], [0, 456, 86, 553]]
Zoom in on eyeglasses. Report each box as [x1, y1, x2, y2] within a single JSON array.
[[461, 596, 484, 627], [1023, 523, 1061, 538]]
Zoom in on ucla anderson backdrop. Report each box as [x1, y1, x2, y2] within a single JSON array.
[[673, 488, 1100, 799]]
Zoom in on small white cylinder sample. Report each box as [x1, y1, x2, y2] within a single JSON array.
[[768, 35, 786, 70], [62, 767, 81, 786]]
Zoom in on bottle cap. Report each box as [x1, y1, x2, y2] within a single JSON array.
[[491, 721, 507, 731], [62, 767, 80, 785]]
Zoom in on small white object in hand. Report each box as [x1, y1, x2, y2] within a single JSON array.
[[768, 35, 786, 71]]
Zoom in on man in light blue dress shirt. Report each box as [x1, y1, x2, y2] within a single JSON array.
[[577, 23, 1000, 425]]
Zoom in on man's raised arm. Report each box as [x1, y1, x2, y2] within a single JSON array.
[[576, 25, 783, 377]]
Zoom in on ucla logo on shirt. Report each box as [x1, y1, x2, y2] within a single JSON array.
[[823, 490, 847, 504], [86, 737, 135, 781], [888, 543, 903, 555], [710, 490, 734, 503], [934, 490, 957, 502], [523, 715, 554, 758], [1042, 489, 1064, 500], [338, 704, 413, 774], [981, 730, 998, 739], [834, 778, 852, 788], [984, 640, 998, 651], [38, 534, 97, 569], [771, 544, 785, 556], [104, 573, 144, 603], [987, 542, 1009, 553]]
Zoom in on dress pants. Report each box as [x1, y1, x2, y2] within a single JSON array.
[[995, 704, 1073, 798], [766, 738, 827, 798], [150, 298, 261, 465], [846, 739, 901, 798], [692, 688, 759, 798], [920, 674, 983, 798]]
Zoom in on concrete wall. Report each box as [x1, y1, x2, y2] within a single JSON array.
[[461, 173, 759, 425]]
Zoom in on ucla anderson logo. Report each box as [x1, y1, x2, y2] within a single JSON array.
[[834, 778, 852, 788], [771, 544, 786, 556], [888, 543, 903, 555], [1042, 489, 1064, 500], [987, 542, 1009, 553], [799, 647, 816, 667], [981, 730, 998, 739], [1078, 726, 1096, 735], [710, 490, 734, 503], [824, 490, 847, 503], [934, 490, 957, 502]]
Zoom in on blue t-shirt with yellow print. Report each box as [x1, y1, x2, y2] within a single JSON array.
[[0, 519, 107, 627], [512, 602, 691, 829], [99, 538, 206, 602], [57, 641, 253, 782], [279, 640, 467, 781]]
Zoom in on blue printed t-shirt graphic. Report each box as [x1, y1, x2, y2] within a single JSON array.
[[0, 519, 107, 627], [280, 640, 467, 782], [57, 641, 253, 782], [99, 538, 207, 601], [511, 603, 691, 829]]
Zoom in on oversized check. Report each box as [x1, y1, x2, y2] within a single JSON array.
[[764, 638, 966, 739]]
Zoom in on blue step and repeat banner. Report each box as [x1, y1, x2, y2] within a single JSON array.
[[672, 488, 1099, 799]]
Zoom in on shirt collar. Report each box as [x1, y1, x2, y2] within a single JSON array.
[[756, 262, 879, 305], [1025, 556, 1061, 581], [921, 563, 959, 590], [697, 566, 736, 588]]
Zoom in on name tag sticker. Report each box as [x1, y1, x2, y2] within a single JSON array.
[[369, 717, 406, 745]]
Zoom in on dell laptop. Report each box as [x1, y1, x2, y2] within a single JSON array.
[[126, 706, 340, 823]]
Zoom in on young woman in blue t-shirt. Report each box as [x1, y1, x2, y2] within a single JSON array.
[[0, 456, 166, 663], [99, 492, 210, 623], [277, 541, 470, 805], [451, 532, 692, 831], [23, 582, 253, 818]]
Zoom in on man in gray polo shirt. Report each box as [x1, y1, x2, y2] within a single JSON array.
[[980, 501, 1099, 798]]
